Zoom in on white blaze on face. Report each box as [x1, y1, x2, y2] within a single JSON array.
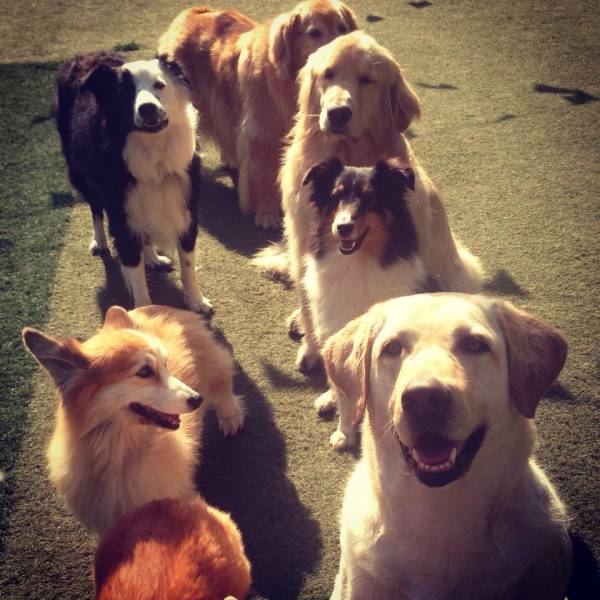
[[123, 59, 168, 129]]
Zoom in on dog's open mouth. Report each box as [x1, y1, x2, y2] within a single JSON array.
[[395, 425, 486, 487], [339, 227, 369, 255], [137, 119, 169, 133], [129, 402, 181, 430]]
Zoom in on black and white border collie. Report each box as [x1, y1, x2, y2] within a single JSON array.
[[302, 157, 427, 450], [56, 52, 212, 314]]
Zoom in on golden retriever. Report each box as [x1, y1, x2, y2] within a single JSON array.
[[257, 31, 482, 372], [158, 1, 357, 228], [94, 497, 251, 600], [324, 293, 572, 599]]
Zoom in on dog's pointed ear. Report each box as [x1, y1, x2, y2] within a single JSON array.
[[103, 306, 134, 329], [339, 4, 359, 32], [269, 11, 301, 78], [22, 328, 88, 391], [302, 157, 344, 207], [158, 54, 191, 88], [323, 306, 383, 425], [389, 61, 421, 133], [372, 158, 416, 192], [492, 300, 567, 418]]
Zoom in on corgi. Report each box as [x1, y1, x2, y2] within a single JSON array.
[[303, 157, 427, 450], [95, 497, 252, 600], [22, 305, 244, 534]]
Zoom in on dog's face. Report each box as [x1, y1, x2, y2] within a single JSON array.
[[299, 31, 421, 139], [22, 306, 202, 435], [81, 56, 191, 133], [323, 294, 567, 488], [269, 0, 357, 77], [303, 157, 417, 262]]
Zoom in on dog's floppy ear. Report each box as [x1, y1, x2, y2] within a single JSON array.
[[158, 54, 191, 88], [323, 307, 383, 425], [492, 300, 567, 418], [80, 62, 120, 99], [371, 158, 415, 192], [103, 305, 134, 329], [302, 157, 344, 208], [22, 328, 88, 391], [339, 3, 359, 32], [389, 61, 421, 133], [269, 11, 301, 78]]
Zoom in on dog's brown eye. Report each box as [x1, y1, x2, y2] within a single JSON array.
[[153, 80, 166, 91], [382, 339, 402, 357], [461, 335, 490, 354], [308, 28, 322, 39], [359, 75, 373, 85], [323, 68, 334, 80], [136, 365, 155, 378]]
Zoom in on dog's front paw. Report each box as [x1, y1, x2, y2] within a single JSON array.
[[145, 253, 173, 271], [187, 295, 214, 317], [255, 213, 282, 230], [315, 390, 336, 415], [89, 239, 109, 256], [296, 343, 321, 374], [217, 396, 245, 436], [330, 429, 356, 451]]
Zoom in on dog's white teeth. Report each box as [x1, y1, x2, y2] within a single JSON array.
[[449, 447, 457, 464], [411, 448, 420, 463]]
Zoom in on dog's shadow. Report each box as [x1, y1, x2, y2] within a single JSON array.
[[197, 167, 281, 258], [196, 363, 322, 599]]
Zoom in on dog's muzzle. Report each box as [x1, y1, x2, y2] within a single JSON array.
[[136, 102, 168, 133], [324, 104, 352, 134]]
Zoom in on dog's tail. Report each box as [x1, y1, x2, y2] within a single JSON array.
[[251, 240, 291, 284]]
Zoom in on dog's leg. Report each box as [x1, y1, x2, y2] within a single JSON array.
[[142, 236, 173, 271], [211, 391, 245, 436], [295, 290, 322, 373], [330, 385, 358, 451], [121, 261, 151, 308], [178, 226, 213, 316], [287, 307, 305, 340], [89, 206, 109, 255], [315, 387, 336, 415], [112, 225, 150, 307]]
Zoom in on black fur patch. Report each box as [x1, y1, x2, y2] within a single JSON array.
[[179, 152, 202, 252]]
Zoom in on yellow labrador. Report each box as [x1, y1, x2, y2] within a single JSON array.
[[324, 293, 572, 600]]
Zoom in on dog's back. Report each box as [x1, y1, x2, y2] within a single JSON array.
[[95, 497, 252, 600]]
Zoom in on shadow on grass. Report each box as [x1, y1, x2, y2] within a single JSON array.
[[545, 382, 575, 403], [416, 82, 458, 91], [568, 532, 600, 600], [533, 84, 599, 106], [262, 360, 328, 393], [483, 268, 529, 297], [198, 167, 281, 258], [409, 0, 432, 8], [50, 191, 76, 208], [197, 364, 322, 599]]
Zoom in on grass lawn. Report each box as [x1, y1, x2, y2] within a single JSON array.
[[0, 1, 598, 598]]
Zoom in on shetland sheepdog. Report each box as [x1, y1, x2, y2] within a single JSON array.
[[303, 157, 427, 450], [95, 497, 252, 600], [56, 53, 212, 314], [22, 305, 244, 534]]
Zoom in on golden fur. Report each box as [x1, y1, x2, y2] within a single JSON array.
[[95, 497, 251, 600], [264, 31, 483, 372], [158, 1, 357, 228], [22, 305, 244, 534], [324, 294, 571, 599]]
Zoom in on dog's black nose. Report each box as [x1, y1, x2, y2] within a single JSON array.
[[337, 223, 354, 237], [327, 106, 352, 128], [187, 395, 203, 410], [401, 379, 452, 427], [138, 102, 161, 121]]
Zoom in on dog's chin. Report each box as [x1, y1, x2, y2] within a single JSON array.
[[337, 227, 369, 255], [129, 402, 181, 430], [135, 119, 169, 134], [395, 425, 486, 488]]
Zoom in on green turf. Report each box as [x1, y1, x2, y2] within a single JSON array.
[[0, 1, 598, 599]]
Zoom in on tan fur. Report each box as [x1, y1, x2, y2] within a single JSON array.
[[158, 1, 357, 228], [324, 294, 572, 599], [271, 31, 483, 371], [95, 497, 251, 600], [21, 305, 244, 534]]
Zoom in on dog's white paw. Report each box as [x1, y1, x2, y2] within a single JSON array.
[[145, 253, 172, 271], [89, 239, 109, 255], [217, 397, 245, 436], [330, 429, 356, 451], [187, 295, 214, 317], [255, 213, 282, 230], [296, 343, 321, 374], [315, 390, 336, 415]]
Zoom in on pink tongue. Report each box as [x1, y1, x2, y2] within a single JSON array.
[[413, 434, 454, 465]]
